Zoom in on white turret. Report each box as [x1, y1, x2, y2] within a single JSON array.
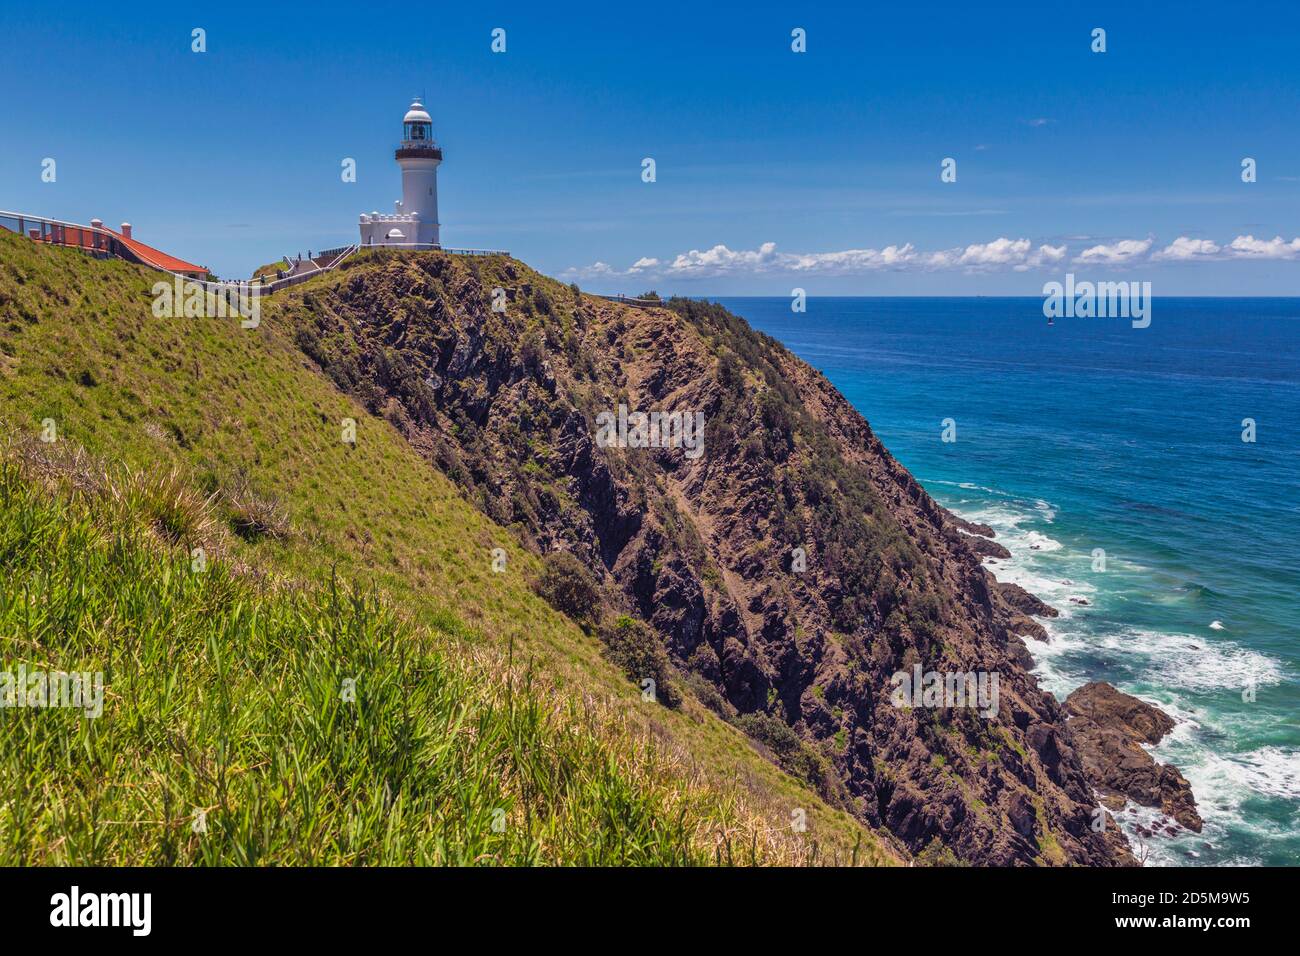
[[359, 99, 442, 248]]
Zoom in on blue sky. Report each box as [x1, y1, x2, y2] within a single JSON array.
[[3, 0, 1298, 293]]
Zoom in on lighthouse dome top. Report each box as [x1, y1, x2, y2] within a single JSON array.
[[403, 100, 431, 124]]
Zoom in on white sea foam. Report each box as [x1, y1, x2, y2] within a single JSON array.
[[1145, 695, 1202, 744], [942, 486, 1297, 864], [1197, 746, 1300, 801], [1095, 629, 1287, 692], [1137, 741, 1300, 867], [1110, 802, 1199, 867], [941, 495, 1095, 695], [932, 479, 1014, 498], [949, 493, 1287, 697], [1023, 530, 1062, 553]]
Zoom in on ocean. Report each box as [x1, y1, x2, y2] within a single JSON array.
[[718, 296, 1300, 867]]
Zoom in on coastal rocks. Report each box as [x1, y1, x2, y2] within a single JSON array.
[[964, 534, 1013, 560], [1008, 615, 1049, 642], [948, 515, 997, 538], [1064, 682, 1202, 833], [996, 581, 1060, 619]]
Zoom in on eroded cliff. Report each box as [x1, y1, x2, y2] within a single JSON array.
[[278, 250, 1137, 865]]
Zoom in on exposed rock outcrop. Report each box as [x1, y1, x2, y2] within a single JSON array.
[[1007, 615, 1050, 643], [1064, 682, 1202, 833], [949, 515, 997, 538], [996, 581, 1060, 619], [963, 533, 1013, 560]]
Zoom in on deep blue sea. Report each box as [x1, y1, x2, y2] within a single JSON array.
[[718, 296, 1300, 867]]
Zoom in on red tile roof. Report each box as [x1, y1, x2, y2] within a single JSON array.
[[110, 230, 208, 276]]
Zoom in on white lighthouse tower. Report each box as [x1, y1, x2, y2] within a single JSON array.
[[359, 99, 442, 248]]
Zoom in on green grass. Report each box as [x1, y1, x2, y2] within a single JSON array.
[[0, 453, 793, 864], [252, 259, 288, 280], [0, 232, 901, 865]]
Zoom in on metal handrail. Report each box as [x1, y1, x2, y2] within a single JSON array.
[[592, 293, 665, 308]]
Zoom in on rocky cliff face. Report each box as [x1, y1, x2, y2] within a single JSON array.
[[280, 251, 1135, 865]]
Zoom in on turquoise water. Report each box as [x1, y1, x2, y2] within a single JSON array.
[[719, 296, 1300, 867]]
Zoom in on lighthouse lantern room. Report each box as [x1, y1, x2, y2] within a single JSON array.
[[359, 99, 442, 248]]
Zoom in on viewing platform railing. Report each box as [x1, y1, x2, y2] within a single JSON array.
[[0, 209, 183, 275]]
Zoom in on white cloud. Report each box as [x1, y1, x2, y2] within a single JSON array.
[[1026, 244, 1068, 268], [1225, 235, 1300, 259], [667, 242, 781, 275], [925, 237, 1027, 269], [1153, 237, 1221, 261], [923, 237, 1067, 272], [1074, 238, 1154, 265], [564, 232, 1300, 281], [566, 238, 1070, 280], [784, 244, 918, 273]]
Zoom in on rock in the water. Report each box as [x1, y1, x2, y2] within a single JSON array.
[[1008, 614, 1050, 642], [1064, 682, 1202, 833], [997, 581, 1060, 618], [948, 514, 997, 538], [965, 534, 1013, 560]]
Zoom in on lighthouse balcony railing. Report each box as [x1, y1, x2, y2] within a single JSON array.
[[395, 146, 444, 160]]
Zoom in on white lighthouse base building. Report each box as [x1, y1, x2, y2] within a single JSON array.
[[360, 99, 442, 249]]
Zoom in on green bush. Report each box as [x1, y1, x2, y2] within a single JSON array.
[[683, 671, 730, 717], [735, 712, 830, 793], [599, 615, 680, 708], [914, 839, 967, 867], [534, 550, 602, 625]]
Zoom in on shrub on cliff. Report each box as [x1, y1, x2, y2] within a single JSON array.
[[599, 615, 681, 708], [736, 712, 831, 793], [534, 550, 602, 626], [914, 839, 967, 867]]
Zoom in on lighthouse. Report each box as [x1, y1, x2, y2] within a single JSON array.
[[359, 99, 442, 248]]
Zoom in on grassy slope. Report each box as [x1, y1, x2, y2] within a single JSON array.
[[0, 452, 766, 865], [253, 259, 288, 280], [0, 232, 900, 865]]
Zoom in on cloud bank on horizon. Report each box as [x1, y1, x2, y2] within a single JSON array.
[[566, 234, 1300, 281]]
